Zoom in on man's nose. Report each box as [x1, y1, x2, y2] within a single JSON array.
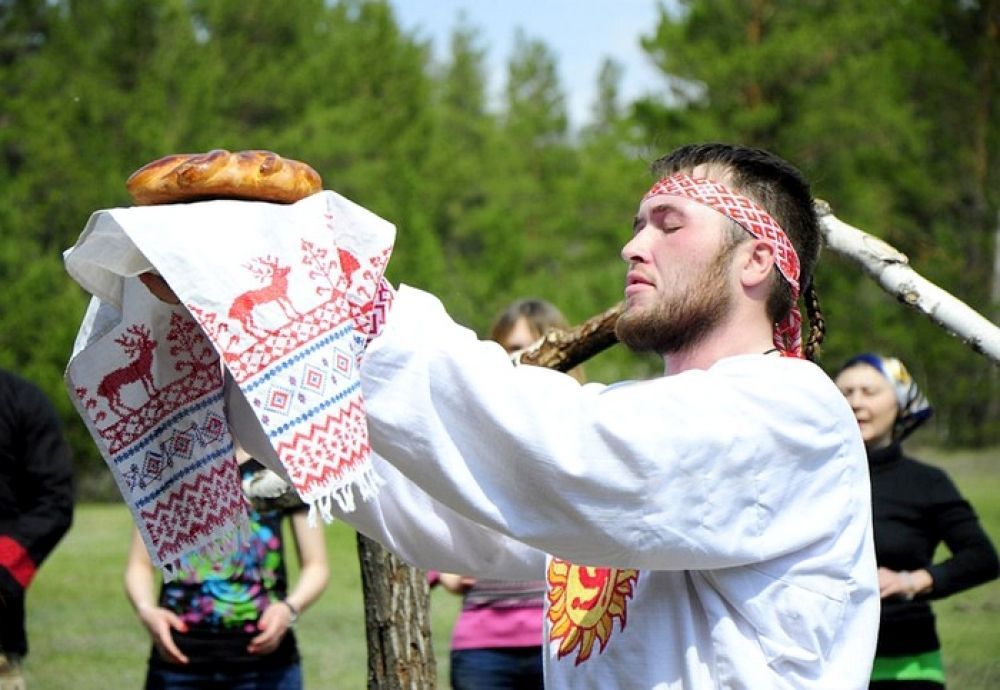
[[621, 230, 649, 263]]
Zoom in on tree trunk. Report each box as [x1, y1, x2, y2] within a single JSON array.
[[357, 534, 437, 689]]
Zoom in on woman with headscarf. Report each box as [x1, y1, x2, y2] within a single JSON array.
[[835, 354, 998, 689]]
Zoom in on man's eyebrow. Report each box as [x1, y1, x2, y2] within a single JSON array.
[[634, 201, 687, 231], [647, 203, 687, 221], [651, 202, 685, 216]]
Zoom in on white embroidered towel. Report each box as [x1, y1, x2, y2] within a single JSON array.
[[64, 191, 395, 574]]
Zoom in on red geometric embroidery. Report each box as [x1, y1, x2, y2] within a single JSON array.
[[357, 278, 395, 343], [167, 311, 221, 375], [139, 458, 246, 564], [265, 386, 293, 415], [301, 365, 326, 393], [122, 450, 172, 491], [98, 314, 223, 455], [185, 238, 390, 386], [221, 293, 357, 383], [273, 397, 371, 497], [164, 426, 196, 460], [197, 412, 227, 445], [333, 349, 353, 377], [100, 366, 222, 455]]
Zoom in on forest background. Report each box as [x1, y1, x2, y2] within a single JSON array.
[[1, 0, 997, 498]]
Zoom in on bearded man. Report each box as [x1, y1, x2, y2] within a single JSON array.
[[231, 143, 879, 689]]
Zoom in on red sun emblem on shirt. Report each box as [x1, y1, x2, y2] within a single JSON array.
[[546, 559, 640, 665]]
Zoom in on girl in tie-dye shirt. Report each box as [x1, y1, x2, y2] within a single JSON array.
[[125, 458, 329, 690]]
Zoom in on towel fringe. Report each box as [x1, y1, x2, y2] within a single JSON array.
[[159, 509, 251, 583], [306, 464, 384, 528]]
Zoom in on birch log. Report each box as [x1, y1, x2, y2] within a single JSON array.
[[816, 200, 1000, 365]]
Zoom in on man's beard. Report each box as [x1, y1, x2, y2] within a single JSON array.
[[615, 246, 735, 355]]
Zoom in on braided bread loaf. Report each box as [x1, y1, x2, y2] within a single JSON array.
[[126, 149, 322, 205]]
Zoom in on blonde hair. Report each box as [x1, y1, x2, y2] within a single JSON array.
[[489, 299, 586, 383]]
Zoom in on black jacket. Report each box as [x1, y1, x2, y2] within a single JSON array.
[[870, 442, 998, 656], [0, 370, 75, 656]]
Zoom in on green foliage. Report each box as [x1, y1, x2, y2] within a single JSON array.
[[0, 0, 996, 494]]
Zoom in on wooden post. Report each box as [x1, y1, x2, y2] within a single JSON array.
[[356, 535, 437, 689]]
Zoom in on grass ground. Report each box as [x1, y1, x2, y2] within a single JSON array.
[[23, 507, 461, 688], [23, 446, 1000, 689]]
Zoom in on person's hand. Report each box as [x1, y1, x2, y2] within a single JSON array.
[[247, 602, 294, 655], [137, 272, 181, 304], [877, 567, 933, 600], [137, 604, 189, 664], [437, 573, 476, 594]]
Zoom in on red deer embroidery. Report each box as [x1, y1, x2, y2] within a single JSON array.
[[228, 256, 299, 337], [98, 324, 158, 416]]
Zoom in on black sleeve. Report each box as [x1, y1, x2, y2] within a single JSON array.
[[0, 372, 75, 591], [923, 468, 999, 600]]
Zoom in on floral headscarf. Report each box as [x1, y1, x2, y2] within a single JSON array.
[[840, 353, 933, 442]]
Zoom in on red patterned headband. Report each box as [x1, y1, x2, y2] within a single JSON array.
[[643, 173, 803, 357]]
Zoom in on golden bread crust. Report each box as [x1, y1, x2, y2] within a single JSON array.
[[126, 149, 322, 205]]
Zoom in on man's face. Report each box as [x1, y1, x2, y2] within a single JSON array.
[[614, 190, 739, 355]]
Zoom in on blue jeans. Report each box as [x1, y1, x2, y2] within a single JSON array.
[[450, 647, 543, 690], [144, 662, 302, 690]]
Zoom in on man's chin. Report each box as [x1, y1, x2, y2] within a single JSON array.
[[615, 311, 662, 353], [622, 297, 653, 317]]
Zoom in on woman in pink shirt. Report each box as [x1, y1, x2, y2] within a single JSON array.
[[432, 299, 584, 690]]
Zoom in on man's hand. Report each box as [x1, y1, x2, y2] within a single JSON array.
[[137, 604, 189, 664]]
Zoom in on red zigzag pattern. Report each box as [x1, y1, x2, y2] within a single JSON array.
[[139, 458, 245, 562], [274, 397, 371, 496]]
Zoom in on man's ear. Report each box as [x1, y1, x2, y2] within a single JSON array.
[[739, 239, 776, 290]]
